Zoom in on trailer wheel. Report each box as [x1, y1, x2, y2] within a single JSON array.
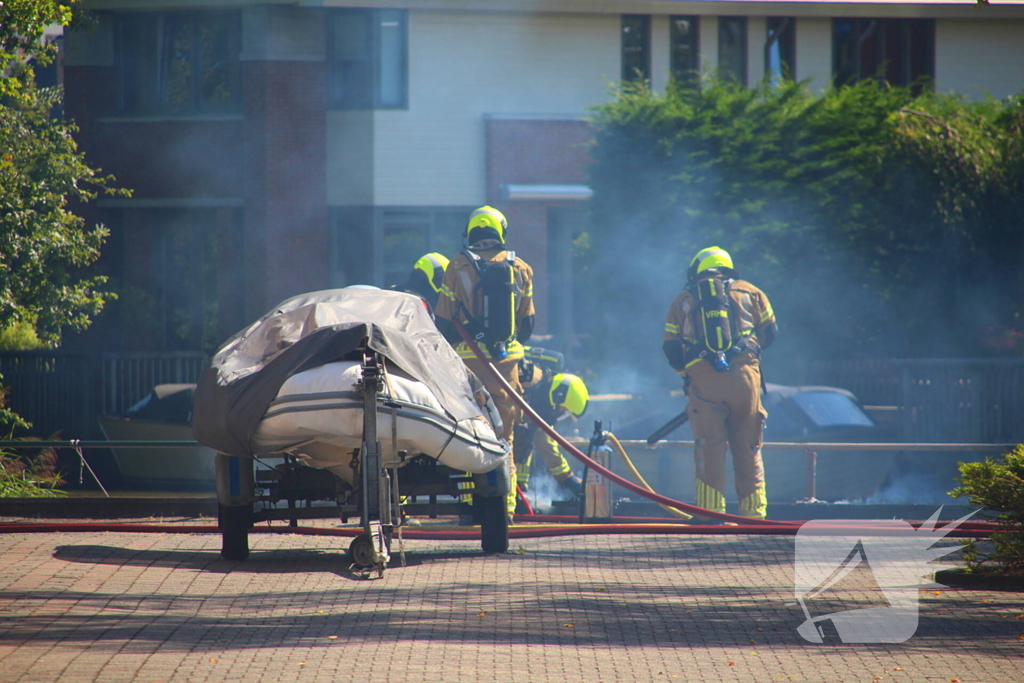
[[476, 495, 509, 554], [348, 531, 392, 568], [219, 504, 252, 561]]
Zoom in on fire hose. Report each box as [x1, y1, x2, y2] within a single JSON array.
[[0, 322, 1001, 539], [449, 321, 1000, 535], [604, 431, 692, 521], [0, 520, 996, 538], [451, 319, 789, 527]]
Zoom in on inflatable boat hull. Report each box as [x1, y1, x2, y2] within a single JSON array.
[[251, 361, 508, 481]]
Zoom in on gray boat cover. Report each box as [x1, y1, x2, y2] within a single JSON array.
[[192, 287, 488, 458]]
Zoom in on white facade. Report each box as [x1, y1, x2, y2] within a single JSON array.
[[319, 2, 1024, 208], [328, 11, 620, 207], [936, 18, 1024, 97]]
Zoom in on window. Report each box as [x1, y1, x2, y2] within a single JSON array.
[[329, 9, 408, 109], [329, 208, 466, 288], [621, 15, 651, 82], [765, 17, 796, 83], [833, 19, 934, 89], [718, 16, 747, 86], [378, 209, 463, 287], [670, 16, 700, 85], [116, 11, 241, 115], [546, 207, 588, 363], [117, 209, 244, 352]]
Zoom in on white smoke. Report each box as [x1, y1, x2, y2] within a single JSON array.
[[523, 465, 577, 514]]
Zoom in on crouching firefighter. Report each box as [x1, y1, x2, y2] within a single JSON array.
[[435, 206, 536, 520], [514, 347, 588, 502], [390, 252, 449, 316], [662, 247, 778, 520]]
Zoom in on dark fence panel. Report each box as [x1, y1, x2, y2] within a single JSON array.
[[3, 353, 1022, 445], [801, 359, 1024, 443], [0, 352, 208, 439]]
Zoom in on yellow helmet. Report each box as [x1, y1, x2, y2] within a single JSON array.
[[465, 206, 508, 245], [549, 373, 589, 417], [412, 252, 450, 294], [687, 246, 734, 281]]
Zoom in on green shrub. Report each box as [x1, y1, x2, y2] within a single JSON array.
[[584, 74, 1024, 379], [0, 321, 46, 350], [949, 446, 1024, 575]]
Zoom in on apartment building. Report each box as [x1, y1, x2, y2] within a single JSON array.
[[65, 0, 1024, 352]]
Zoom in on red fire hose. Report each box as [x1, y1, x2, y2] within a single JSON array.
[[0, 521, 995, 539], [0, 323, 999, 540], [452, 320, 792, 526]]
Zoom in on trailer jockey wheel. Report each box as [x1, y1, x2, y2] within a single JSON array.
[[219, 504, 252, 561], [475, 495, 509, 554], [348, 531, 392, 568]]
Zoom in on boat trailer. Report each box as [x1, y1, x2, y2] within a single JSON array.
[[215, 348, 511, 577]]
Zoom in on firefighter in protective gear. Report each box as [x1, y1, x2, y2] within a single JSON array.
[[390, 252, 449, 314], [662, 246, 778, 520], [514, 351, 587, 499], [435, 206, 535, 518]]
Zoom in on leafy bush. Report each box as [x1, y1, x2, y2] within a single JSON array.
[[0, 321, 46, 350], [949, 446, 1024, 575], [583, 74, 1024, 386]]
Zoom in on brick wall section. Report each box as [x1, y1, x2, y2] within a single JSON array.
[[243, 60, 328, 318], [64, 67, 245, 199], [63, 64, 116, 281], [485, 118, 593, 334], [65, 60, 328, 346]]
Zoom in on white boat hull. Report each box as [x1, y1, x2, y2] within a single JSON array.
[[251, 361, 508, 484]]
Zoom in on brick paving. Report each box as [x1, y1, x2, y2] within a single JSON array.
[[0, 518, 1020, 683]]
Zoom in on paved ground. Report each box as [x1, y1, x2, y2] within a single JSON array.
[[0, 517, 1021, 683]]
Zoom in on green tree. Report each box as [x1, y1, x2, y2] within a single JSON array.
[[1, 0, 124, 348], [583, 74, 1024, 388]]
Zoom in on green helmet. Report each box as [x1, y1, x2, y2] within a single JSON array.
[[412, 252, 450, 294], [465, 206, 508, 246], [549, 373, 589, 417], [687, 246, 734, 281]]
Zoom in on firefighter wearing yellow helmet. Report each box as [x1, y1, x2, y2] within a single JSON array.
[[435, 206, 536, 520], [513, 348, 587, 499], [662, 246, 778, 520], [391, 252, 450, 313]]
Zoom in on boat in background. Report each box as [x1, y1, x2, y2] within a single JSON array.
[[587, 383, 895, 504], [98, 384, 216, 491]]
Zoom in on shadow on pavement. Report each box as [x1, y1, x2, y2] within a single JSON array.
[[13, 539, 1014, 654]]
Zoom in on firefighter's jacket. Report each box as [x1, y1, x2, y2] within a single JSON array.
[[435, 247, 535, 361], [663, 278, 775, 375]]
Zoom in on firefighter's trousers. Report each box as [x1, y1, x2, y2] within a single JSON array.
[[685, 358, 768, 518], [513, 425, 574, 488], [462, 355, 522, 517]]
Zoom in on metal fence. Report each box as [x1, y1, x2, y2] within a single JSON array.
[[798, 358, 1024, 443], [2, 353, 1021, 445], [0, 352, 208, 439]]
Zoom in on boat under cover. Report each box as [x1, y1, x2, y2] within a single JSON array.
[[193, 288, 509, 478]]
